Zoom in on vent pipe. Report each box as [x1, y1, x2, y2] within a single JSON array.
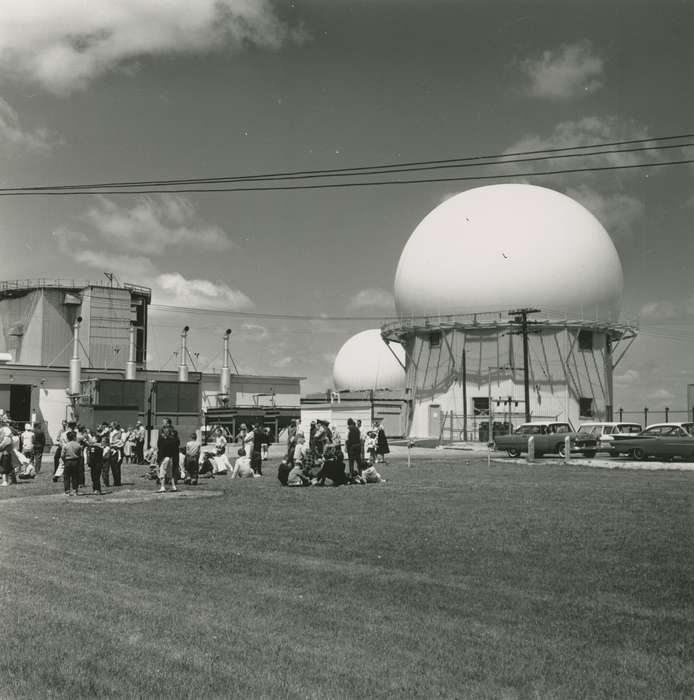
[[178, 326, 189, 382], [125, 324, 137, 380], [69, 316, 82, 396], [220, 329, 232, 397]]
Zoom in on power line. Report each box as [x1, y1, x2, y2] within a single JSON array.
[[1, 135, 691, 192], [2, 156, 692, 197], [0, 132, 692, 196]]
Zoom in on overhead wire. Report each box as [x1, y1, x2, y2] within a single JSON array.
[[0, 132, 692, 196]]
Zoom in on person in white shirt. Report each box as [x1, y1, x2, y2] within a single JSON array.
[[231, 448, 258, 479]]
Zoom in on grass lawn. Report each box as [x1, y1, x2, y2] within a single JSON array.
[[1, 451, 692, 699]]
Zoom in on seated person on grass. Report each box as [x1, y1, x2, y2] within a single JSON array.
[[315, 445, 349, 486], [231, 448, 258, 479]]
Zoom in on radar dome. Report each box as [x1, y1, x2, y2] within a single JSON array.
[[394, 184, 623, 321], [332, 329, 405, 391]]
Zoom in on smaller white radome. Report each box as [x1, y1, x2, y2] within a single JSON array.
[[332, 329, 405, 391]]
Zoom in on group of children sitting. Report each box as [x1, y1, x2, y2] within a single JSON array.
[[278, 419, 386, 487]]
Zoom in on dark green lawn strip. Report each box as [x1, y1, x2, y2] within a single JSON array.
[[1, 457, 693, 698]]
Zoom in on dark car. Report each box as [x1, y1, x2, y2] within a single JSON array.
[[493, 422, 597, 458], [611, 424, 694, 461]]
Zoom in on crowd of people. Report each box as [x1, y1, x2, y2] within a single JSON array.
[[278, 417, 389, 487], [0, 412, 390, 494]]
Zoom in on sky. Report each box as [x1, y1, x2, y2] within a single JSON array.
[[0, 0, 692, 409]]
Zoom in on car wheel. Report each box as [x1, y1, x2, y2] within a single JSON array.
[[582, 450, 596, 458], [632, 447, 647, 460], [557, 443, 567, 458], [507, 448, 521, 458]]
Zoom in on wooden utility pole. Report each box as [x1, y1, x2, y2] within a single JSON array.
[[509, 309, 540, 423]]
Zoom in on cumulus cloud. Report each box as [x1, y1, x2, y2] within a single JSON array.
[[346, 288, 396, 312], [155, 272, 253, 310], [0, 1, 307, 94], [506, 116, 660, 172], [80, 196, 233, 254], [520, 40, 604, 100], [0, 96, 53, 152], [614, 369, 640, 389], [75, 249, 157, 279], [639, 301, 679, 321], [270, 356, 293, 369], [241, 323, 270, 342], [565, 185, 645, 243]]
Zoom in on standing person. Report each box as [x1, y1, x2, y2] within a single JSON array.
[[286, 419, 298, 466], [0, 414, 16, 486], [157, 418, 180, 488], [236, 423, 248, 447], [20, 423, 34, 463], [32, 422, 46, 474], [109, 422, 125, 485], [134, 421, 145, 464], [250, 423, 264, 476], [345, 418, 362, 478], [357, 419, 367, 466], [243, 425, 255, 464], [376, 423, 390, 464], [261, 426, 271, 461], [62, 430, 82, 496], [86, 436, 104, 495], [183, 432, 201, 485], [52, 420, 68, 482]]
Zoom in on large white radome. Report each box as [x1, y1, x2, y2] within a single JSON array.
[[394, 184, 623, 320], [332, 329, 405, 391]]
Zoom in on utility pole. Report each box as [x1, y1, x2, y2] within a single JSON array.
[[509, 308, 540, 423]]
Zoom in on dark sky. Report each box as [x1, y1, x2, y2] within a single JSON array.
[[0, 0, 692, 406]]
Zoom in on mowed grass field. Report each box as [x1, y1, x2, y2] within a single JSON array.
[[1, 450, 693, 699]]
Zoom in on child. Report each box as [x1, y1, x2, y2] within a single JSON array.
[[62, 431, 82, 496], [86, 438, 104, 495], [184, 433, 201, 485], [364, 431, 378, 466], [231, 448, 257, 479]]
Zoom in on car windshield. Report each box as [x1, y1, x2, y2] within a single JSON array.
[[682, 423, 694, 435], [617, 424, 642, 434]]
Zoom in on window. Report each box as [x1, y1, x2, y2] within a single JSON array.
[[472, 397, 489, 415], [579, 397, 594, 417], [552, 424, 571, 433], [429, 331, 441, 348], [578, 330, 594, 351]]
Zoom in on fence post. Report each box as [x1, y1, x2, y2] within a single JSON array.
[[527, 436, 535, 463], [619, 407, 623, 422], [665, 406, 669, 422], [644, 407, 648, 427]]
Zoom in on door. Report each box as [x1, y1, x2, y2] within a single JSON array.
[[10, 385, 32, 423], [428, 405, 442, 438]]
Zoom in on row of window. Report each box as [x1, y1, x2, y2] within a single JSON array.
[[471, 396, 594, 417], [426, 329, 597, 350]]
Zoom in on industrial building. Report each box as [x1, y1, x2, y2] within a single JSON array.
[[0, 278, 302, 443], [332, 185, 638, 439]]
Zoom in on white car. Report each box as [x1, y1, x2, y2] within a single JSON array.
[[577, 422, 642, 455]]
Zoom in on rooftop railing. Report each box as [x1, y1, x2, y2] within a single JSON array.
[[0, 278, 151, 300]]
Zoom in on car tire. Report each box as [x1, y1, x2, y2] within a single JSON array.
[[507, 448, 521, 458], [633, 447, 647, 460], [557, 443, 567, 458], [582, 450, 596, 458]]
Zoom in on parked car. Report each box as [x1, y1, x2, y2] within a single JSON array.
[[493, 422, 598, 458], [611, 423, 694, 461], [576, 422, 642, 455]]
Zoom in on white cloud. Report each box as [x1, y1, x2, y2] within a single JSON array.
[[346, 288, 395, 312], [639, 301, 679, 321], [81, 196, 233, 254], [270, 356, 293, 369], [0, 1, 307, 94], [0, 96, 53, 152], [154, 272, 253, 311], [75, 249, 157, 279], [241, 323, 269, 342], [520, 40, 604, 100], [506, 116, 659, 172], [614, 369, 640, 389], [565, 185, 645, 243]]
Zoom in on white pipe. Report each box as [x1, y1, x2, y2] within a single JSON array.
[[220, 329, 231, 396], [178, 326, 189, 381], [69, 316, 82, 396], [125, 325, 137, 380]]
